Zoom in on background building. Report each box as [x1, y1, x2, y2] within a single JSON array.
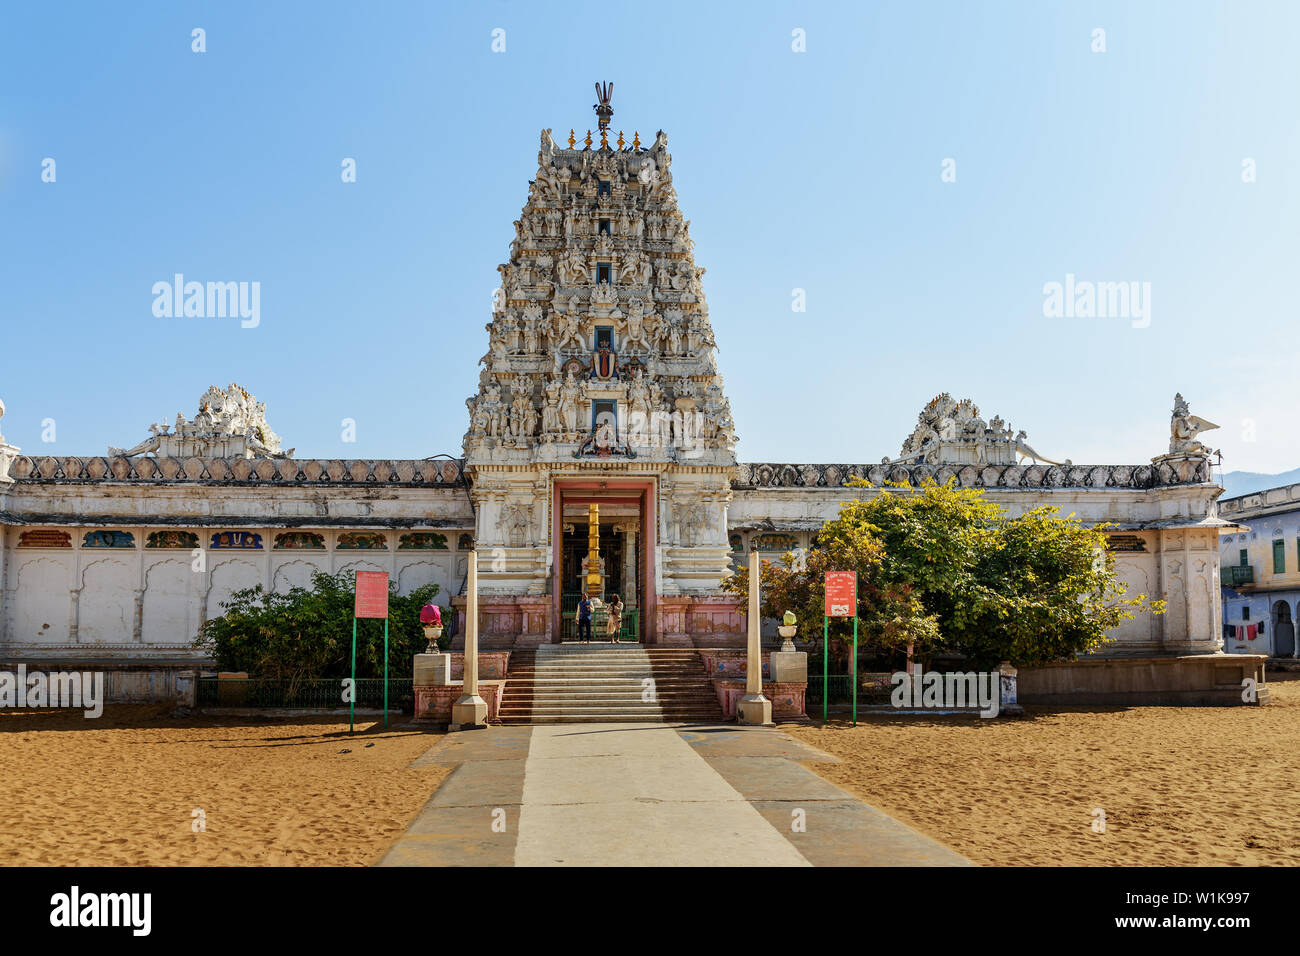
[[1218, 482, 1300, 658]]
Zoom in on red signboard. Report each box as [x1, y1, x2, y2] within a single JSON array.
[[354, 571, 390, 619], [824, 571, 856, 617]]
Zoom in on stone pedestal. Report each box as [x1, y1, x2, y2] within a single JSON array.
[[450, 695, 488, 730], [769, 649, 807, 684], [413, 652, 452, 686], [737, 694, 773, 725]]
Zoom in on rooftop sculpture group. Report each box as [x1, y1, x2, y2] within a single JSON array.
[[108, 383, 292, 460]]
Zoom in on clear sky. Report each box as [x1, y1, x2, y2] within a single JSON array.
[[2, 0, 1297, 472]]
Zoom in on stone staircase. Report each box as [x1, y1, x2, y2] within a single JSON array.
[[496, 643, 724, 724]]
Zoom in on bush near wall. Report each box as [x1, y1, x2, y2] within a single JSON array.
[[195, 570, 442, 681]]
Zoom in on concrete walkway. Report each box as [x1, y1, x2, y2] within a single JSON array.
[[378, 723, 970, 867]]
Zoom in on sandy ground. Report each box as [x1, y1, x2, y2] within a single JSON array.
[[785, 673, 1300, 866], [0, 706, 447, 866]]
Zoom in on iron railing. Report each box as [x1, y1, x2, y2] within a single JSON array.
[[805, 671, 896, 707], [197, 677, 414, 710], [1221, 565, 1254, 587], [560, 592, 640, 641]]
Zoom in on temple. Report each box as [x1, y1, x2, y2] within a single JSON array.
[[0, 89, 1251, 701]]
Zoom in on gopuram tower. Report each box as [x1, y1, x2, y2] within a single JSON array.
[[459, 84, 743, 647]]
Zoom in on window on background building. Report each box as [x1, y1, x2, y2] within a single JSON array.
[[598, 180, 610, 197], [595, 326, 613, 350], [1274, 539, 1286, 574], [1240, 548, 1248, 566], [599, 219, 610, 235], [1243, 607, 1251, 620], [597, 262, 611, 284]]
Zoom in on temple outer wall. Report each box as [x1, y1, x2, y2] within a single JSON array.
[[730, 477, 1231, 658], [0, 457, 474, 663]]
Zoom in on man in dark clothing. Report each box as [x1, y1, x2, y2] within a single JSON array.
[[577, 592, 593, 643]]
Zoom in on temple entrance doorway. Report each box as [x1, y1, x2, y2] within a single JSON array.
[[551, 479, 656, 643]]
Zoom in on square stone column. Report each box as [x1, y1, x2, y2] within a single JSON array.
[[737, 552, 772, 726], [451, 551, 488, 730]]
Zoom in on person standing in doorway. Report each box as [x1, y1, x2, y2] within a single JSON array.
[[606, 593, 624, 643], [577, 592, 593, 643]]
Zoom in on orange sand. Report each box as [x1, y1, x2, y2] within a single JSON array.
[[0, 706, 446, 866], [785, 673, 1300, 866]]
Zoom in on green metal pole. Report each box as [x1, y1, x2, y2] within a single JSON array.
[[349, 616, 357, 734], [383, 618, 390, 729], [822, 616, 828, 724], [852, 614, 859, 727]]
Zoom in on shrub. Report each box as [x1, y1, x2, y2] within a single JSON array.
[[195, 569, 442, 680]]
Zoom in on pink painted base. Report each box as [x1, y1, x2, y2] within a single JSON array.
[[656, 594, 745, 646], [413, 680, 505, 723], [449, 652, 511, 680], [713, 679, 806, 719], [698, 650, 771, 680], [450, 595, 552, 649]]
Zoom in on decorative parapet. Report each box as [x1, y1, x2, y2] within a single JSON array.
[[6, 455, 467, 486], [734, 458, 1214, 491], [1218, 482, 1300, 518]]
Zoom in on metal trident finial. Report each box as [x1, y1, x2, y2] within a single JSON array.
[[593, 81, 614, 130]]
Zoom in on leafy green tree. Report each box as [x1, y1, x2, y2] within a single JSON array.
[[727, 478, 1162, 669], [954, 505, 1161, 668], [848, 478, 1161, 666], [195, 570, 442, 681], [724, 502, 938, 670]]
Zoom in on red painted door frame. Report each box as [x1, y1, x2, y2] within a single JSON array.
[[551, 477, 657, 643]]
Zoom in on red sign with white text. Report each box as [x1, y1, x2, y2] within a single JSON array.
[[354, 571, 390, 619], [824, 571, 857, 617]]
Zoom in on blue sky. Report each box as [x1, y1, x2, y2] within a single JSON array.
[[2, 0, 1297, 472]]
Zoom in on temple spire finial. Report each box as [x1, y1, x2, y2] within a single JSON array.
[[593, 81, 614, 131]]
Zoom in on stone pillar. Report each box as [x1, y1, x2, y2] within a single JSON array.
[[737, 551, 772, 726], [450, 551, 488, 730]]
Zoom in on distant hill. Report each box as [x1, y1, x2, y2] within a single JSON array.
[[1219, 468, 1300, 499]]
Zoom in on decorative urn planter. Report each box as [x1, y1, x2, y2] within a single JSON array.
[[420, 604, 444, 653], [778, 611, 797, 651]]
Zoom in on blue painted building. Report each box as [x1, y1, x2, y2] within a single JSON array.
[[1218, 483, 1300, 658]]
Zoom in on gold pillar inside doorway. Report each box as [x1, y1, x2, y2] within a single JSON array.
[[586, 503, 602, 594]]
